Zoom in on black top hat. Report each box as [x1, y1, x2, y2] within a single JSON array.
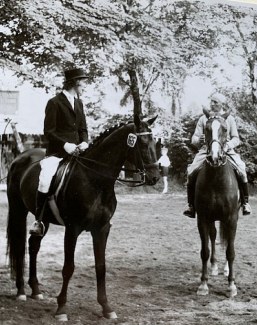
[[64, 68, 87, 81]]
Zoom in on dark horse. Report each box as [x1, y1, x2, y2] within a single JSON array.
[[195, 110, 239, 298], [7, 115, 160, 321]]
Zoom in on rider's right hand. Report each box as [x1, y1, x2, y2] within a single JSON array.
[[64, 142, 77, 154]]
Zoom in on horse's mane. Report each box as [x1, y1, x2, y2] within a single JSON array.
[[83, 121, 133, 154]]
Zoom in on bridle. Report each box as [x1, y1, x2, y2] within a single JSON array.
[[205, 117, 227, 167], [117, 130, 154, 187]]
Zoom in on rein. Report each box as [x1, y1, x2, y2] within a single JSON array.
[[206, 140, 227, 167]]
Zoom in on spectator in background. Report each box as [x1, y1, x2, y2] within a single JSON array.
[[158, 147, 171, 194]]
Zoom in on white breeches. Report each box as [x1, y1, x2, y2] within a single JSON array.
[[38, 156, 62, 193], [187, 149, 248, 182]]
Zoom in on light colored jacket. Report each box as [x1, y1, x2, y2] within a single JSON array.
[[191, 114, 240, 151]]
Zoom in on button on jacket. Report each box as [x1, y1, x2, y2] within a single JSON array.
[[44, 92, 88, 158]]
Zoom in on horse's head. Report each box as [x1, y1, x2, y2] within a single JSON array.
[[127, 114, 160, 185], [204, 111, 228, 167]]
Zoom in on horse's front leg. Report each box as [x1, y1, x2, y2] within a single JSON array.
[[226, 223, 237, 297], [55, 226, 80, 322], [209, 222, 218, 276], [92, 224, 117, 319], [28, 222, 49, 300], [197, 220, 210, 296]]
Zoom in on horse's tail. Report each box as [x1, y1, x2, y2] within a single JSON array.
[[219, 221, 228, 249], [6, 175, 28, 279]]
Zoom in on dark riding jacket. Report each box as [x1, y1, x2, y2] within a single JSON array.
[[44, 92, 88, 158]]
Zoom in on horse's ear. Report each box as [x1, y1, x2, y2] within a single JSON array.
[[221, 108, 231, 120], [147, 115, 158, 126], [134, 114, 141, 128], [203, 107, 210, 118]]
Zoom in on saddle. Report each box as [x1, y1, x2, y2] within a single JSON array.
[[47, 156, 76, 225]]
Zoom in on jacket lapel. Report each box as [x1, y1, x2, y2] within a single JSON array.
[[59, 92, 76, 115]]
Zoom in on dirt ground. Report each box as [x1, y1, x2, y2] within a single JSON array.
[[0, 184, 257, 325]]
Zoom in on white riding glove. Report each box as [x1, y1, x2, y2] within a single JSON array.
[[64, 142, 77, 154], [77, 141, 88, 151]]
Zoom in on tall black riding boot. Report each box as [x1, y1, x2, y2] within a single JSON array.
[[240, 182, 252, 215], [183, 177, 195, 218], [29, 191, 48, 236]]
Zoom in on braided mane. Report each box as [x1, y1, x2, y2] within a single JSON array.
[[84, 122, 131, 154]]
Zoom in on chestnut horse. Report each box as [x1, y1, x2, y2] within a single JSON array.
[[195, 112, 240, 297]]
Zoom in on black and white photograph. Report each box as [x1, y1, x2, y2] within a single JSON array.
[[1, 0, 257, 324]]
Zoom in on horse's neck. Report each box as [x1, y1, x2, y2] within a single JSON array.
[[204, 162, 236, 185], [80, 125, 133, 176]]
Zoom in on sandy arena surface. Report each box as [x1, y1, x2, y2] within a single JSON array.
[[0, 189, 257, 325]]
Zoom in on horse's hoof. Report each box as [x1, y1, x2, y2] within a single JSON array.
[[104, 311, 118, 319], [224, 270, 229, 277], [228, 283, 237, 298], [31, 293, 44, 300], [55, 314, 68, 322], [224, 262, 229, 277], [211, 264, 219, 276], [197, 283, 209, 296], [16, 294, 27, 301], [197, 288, 209, 296]]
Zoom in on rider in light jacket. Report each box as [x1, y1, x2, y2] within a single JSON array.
[[183, 92, 252, 218]]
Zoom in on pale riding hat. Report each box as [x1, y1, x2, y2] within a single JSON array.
[[209, 93, 227, 105]]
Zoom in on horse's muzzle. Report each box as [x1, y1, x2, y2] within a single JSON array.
[[206, 154, 226, 167]]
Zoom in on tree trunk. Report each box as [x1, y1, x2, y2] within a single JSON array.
[[248, 57, 257, 105], [128, 69, 142, 116]]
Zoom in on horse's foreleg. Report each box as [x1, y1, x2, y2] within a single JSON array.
[[92, 225, 117, 319], [226, 224, 237, 297], [55, 226, 79, 322], [197, 221, 210, 296], [15, 258, 26, 301], [210, 222, 218, 276], [28, 223, 49, 300]]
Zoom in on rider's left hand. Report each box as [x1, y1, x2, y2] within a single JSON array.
[[77, 141, 88, 151]]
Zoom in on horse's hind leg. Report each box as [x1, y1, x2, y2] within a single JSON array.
[[197, 220, 210, 295], [7, 197, 28, 301], [210, 222, 218, 276], [92, 225, 117, 319], [28, 222, 49, 299]]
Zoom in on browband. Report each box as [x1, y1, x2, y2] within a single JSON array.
[[135, 132, 152, 136]]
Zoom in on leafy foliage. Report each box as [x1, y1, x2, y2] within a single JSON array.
[[164, 114, 198, 182]]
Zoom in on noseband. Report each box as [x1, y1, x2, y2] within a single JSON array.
[[119, 130, 154, 186]]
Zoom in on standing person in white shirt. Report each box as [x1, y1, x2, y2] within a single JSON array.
[[158, 147, 171, 194]]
